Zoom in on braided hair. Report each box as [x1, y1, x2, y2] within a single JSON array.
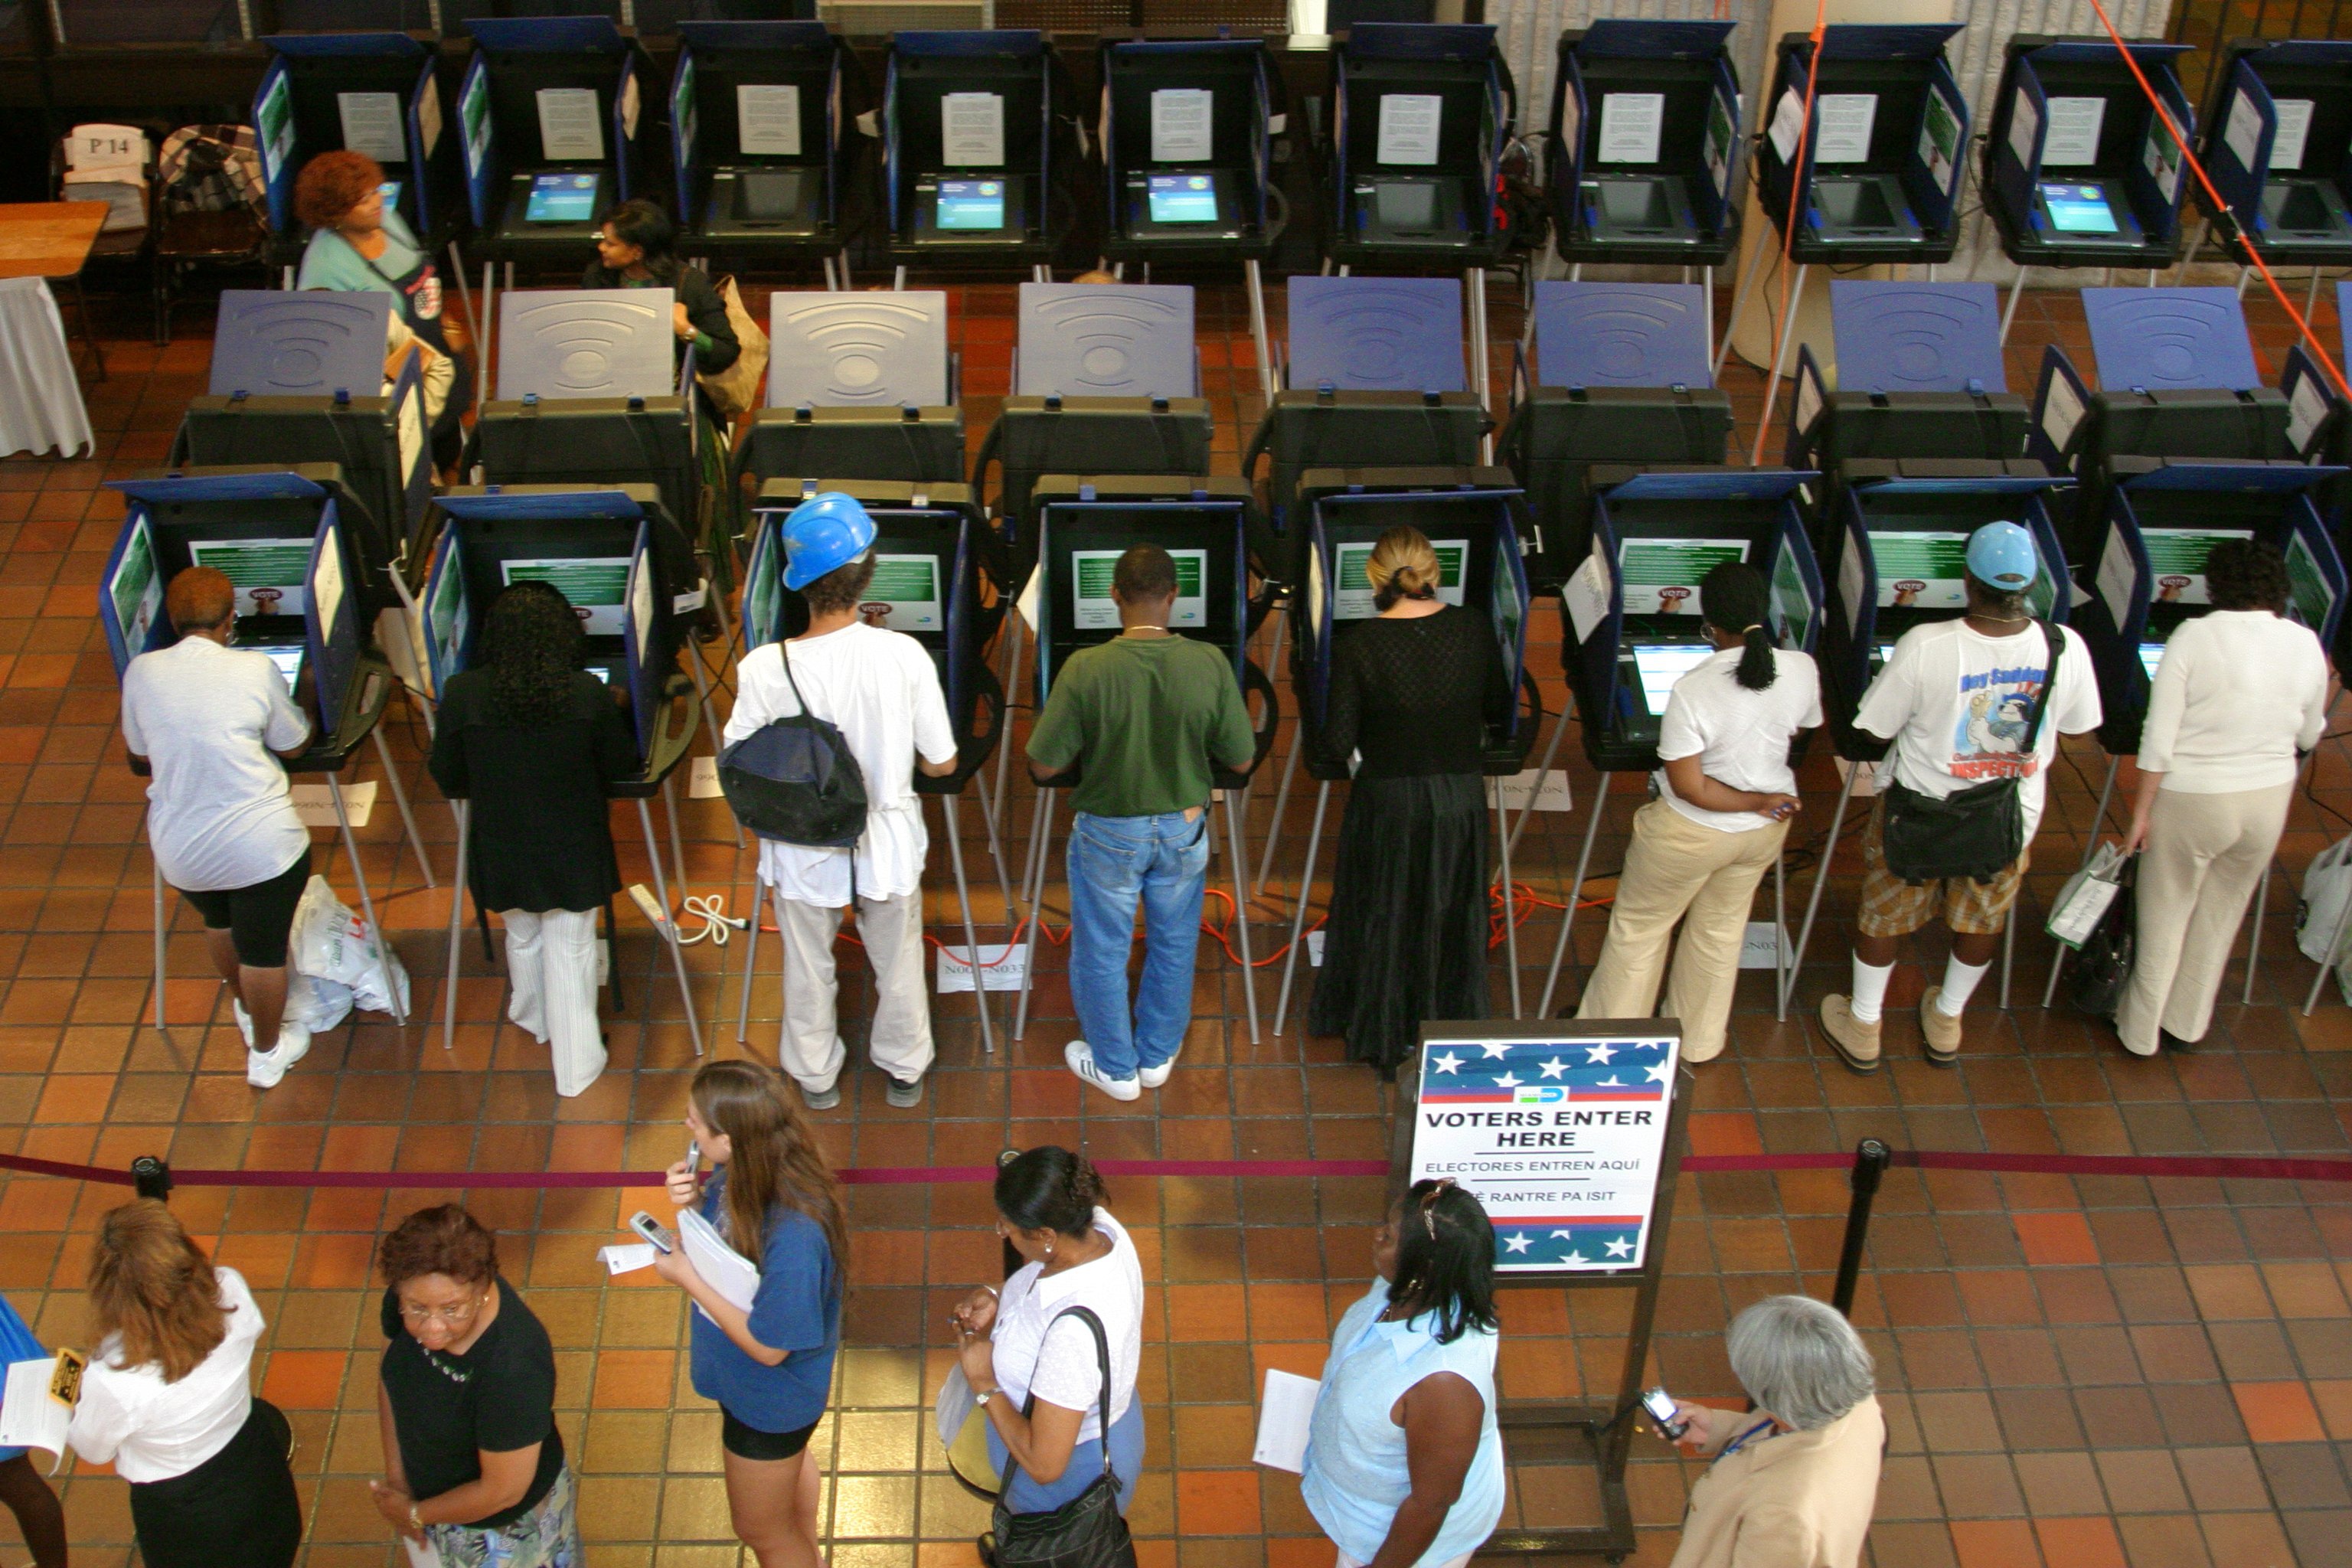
[[478, 580, 584, 729]]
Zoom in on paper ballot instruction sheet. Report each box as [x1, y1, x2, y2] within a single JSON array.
[[536, 87, 605, 162], [337, 92, 407, 164], [942, 93, 1005, 167], [1152, 88, 1215, 163], [1377, 93, 1442, 165], [1596, 93, 1665, 165], [737, 83, 803, 156]]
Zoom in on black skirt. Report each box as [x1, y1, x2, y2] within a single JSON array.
[[1309, 772, 1492, 1073], [128, 1398, 302, 1568]]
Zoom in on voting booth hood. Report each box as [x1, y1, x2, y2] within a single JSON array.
[[457, 17, 655, 251], [1097, 37, 1285, 263], [881, 31, 1073, 264], [2075, 456, 2349, 755], [669, 21, 864, 255], [1560, 466, 1823, 775], [1288, 467, 1536, 782], [1328, 23, 1515, 268], [255, 31, 464, 260], [1982, 37, 2197, 270], [2196, 39, 2352, 266], [1547, 20, 1745, 267], [101, 466, 391, 769], [746, 477, 1003, 792]]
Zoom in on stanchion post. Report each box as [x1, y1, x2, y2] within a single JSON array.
[[132, 1155, 172, 1202], [1831, 1138, 1892, 1319]]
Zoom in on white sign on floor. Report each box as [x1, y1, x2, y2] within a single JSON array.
[[289, 781, 374, 828], [690, 756, 723, 799], [936, 942, 1028, 992], [1495, 769, 1573, 814], [1738, 921, 1789, 970]]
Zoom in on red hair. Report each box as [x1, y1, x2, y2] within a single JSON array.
[[294, 149, 384, 231]]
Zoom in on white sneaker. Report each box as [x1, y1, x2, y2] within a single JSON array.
[[1064, 1040, 1140, 1102], [1138, 1047, 1181, 1090], [231, 999, 254, 1048], [247, 1024, 312, 1089]]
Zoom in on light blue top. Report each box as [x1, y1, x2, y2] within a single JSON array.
[[296, 208, 423, 294], [1300, 1279, 1505, 1568]]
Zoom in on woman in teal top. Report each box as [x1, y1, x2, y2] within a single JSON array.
[[1302, 1179, 1506, 1568], [293, 149, 471, 472]]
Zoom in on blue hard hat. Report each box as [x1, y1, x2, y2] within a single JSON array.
[[781, 491, 877, 590], [1965, 521, 2038, 592]]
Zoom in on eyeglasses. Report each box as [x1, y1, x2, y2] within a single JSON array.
[[398, 1294, 487, 1328]]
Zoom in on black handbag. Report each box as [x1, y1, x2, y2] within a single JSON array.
[[985, 1307, 1137, 1568], [2069, 859, 2138, 1017], [1880, 621, 2061, 885]]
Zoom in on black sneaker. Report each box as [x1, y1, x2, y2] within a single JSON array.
[[886, 1075, 924, 1109]]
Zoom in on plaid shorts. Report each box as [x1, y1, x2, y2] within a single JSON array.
[[1855, 795, 2030, 938]]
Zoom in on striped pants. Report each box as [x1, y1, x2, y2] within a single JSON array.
[[504, 907, 606, 1097]]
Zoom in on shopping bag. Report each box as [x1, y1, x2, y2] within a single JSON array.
[[2298, 834, 2352, 962], [694, 276, 769, 419], [2047, 841, 2127, 949], [289, 875, 410, 1017], [284, 970, 353, 1036], [2069, 861, 2138, 1018]]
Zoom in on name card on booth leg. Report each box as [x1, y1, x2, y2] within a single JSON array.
[[1410, 1025, 1681, 1273], [290, 781, 376, 829], [1495, 769, 1572, 814]]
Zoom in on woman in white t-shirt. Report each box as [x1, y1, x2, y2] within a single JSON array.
[[2118, 540, 2329, 1055], [1578, 564, 1822, 1061], [950, 1148, 1145, 1532], [66, 1200, 302, 1568]]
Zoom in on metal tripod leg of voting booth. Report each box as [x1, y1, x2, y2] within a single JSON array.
[[1749, 263, 1809, 467], [734, 875, 764, 1045], [942, 789, 998, 1054], [1014, 788, 1059, 1041], [636, 796, 705, 1056], [1273, 779, 1332, 1037], [1537, 776, 1612, 1020], [368, 727, 436, 890], [1505, 705, 1571, 864], [150, 821, 167, 1031], [1779, 772, 1857, 1022], [1250, 606, 1294, 897], [663, 776, 692, 903], [1245, 260, 1279, 407], [2001, 266, 2031, 345], [682, 652, 742, 851], [991, 614, 1027, 841], [1223, 788, 1262, 1045], [2043, 755, 2122, 1009], [443, 802, 469, 1053], [327, 772, 407, 1028], [1467, 267, 1492, 461], [1492, 778, 1521, 1020]]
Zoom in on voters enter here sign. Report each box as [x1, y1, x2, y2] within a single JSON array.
[[1409, 1024, 1683, 1276]]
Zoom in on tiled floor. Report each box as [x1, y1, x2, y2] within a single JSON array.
[[2, 268, 2351, 1566]]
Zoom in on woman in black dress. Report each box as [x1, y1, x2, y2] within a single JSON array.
[[1310, 525, 1512, 1074], [429, 581, 639, 1097]]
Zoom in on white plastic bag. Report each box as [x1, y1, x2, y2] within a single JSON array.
[[290, 875, 410, 1017], [283, 971, 351, 1035], [2298, 835, 2352, 963], [2047, 842, 2127, 950]]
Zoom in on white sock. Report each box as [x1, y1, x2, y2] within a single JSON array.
[[1936, 956, 1991, 1017], [1847, 959, 1895, 1024]]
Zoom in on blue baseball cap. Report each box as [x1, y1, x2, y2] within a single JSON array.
[[781, 491, 877, 590], [1965, 521, 2038, 592]]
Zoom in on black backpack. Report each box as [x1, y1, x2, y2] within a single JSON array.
[[718, 642, 868, 849]]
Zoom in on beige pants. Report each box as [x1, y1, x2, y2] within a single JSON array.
[[776, 887, 935, 1092], [2116, 781, 2292, 1055], [1577, 800, 1787, 1062], [501, 907, 606, 1097]]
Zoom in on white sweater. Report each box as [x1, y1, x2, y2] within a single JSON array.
[[2138, 609, 2329, 792]]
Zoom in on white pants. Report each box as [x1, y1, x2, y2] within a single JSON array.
[[2117, 781, 2292, 1054], [775, 887, 935, 1092], [501, 907, 605, 1097]]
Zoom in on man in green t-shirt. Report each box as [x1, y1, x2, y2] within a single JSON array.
[[1027, 544, 1256, 1099]]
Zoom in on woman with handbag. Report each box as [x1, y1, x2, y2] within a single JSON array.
[[2116, 539, 2328, 1054], [1818, 521, 2102, 1073], [659, 1060, 847, 1568], [950, 1147, 1144, 1566], [1300, 1179, 1505, 1568]]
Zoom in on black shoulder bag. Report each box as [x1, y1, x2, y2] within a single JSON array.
[[986, 1306, 1137, 1568], [1879, 622, 2060, 886]]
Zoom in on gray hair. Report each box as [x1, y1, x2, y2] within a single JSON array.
[[1726, 1295, 1874, 1432]]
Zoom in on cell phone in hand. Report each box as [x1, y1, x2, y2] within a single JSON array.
[[684, 1138, 700, 1171], [1640, 1387, 1690, 1441], [630, 1210, 677, 1254]]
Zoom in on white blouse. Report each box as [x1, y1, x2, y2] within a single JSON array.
[[988, 1208, 1143, 1442], [67, 1266, 263, 1484]]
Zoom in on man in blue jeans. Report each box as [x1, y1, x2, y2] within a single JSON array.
[[1027, 544, 1256, 1099]]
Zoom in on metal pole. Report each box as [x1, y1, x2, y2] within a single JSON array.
[[1504, 706, 1569, 862], [636, 797, 704, 1055], [152, 845, 167, 1031], [971, 750, 1014, 922], [2245, 864, 2270, 1007], [992, 614, 1027, 829], [664, 776, 692, 903], [2000, 905, 2014, 1011], [1774, 848, 1788, 1008], [1494, 777, 1521, 1019], [1749, 264, 1807, 467], [944, 790, 995, 1054], [1713, 229, 1776, 381], [446, 242, 479, 360], [1468, 266, 1493, 462], [1014, 789, 1057, 1040], [1273, 781, 1331, 1037], [1223, 789, 1261, 1045], [1246, 258, 1279, 406], [1252, 719, 1302, 897], [1537, 775, 1611, 1018], [370, 727, 435, 889], [1999, 265, 2030, 345], [1830, 1138, 1893, 1319], [2308, 266, 2324, 322], [1780, 772, 1856, 1021], [442, 802, 469, 1053], [735, 874, 763, 1044], [328, 774, 407, 1027]]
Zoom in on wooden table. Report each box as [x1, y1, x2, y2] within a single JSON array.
[[0, 201, 110, 379]]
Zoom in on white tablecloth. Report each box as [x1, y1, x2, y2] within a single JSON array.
[[0, 276, 93, 459]]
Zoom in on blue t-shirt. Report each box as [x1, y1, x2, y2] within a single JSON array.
[[688, 1171, 840, 1433]]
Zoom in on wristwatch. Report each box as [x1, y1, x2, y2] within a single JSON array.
[[409, 1503, 424, 1532], [975, 1387, 1001, 1407]]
